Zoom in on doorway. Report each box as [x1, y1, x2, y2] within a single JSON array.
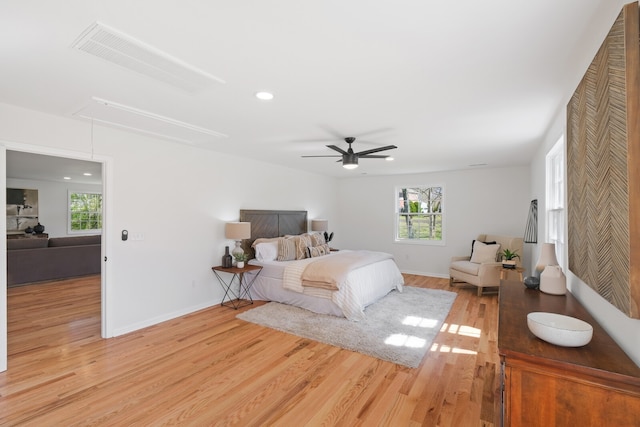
[[1, 144, 110, 372]]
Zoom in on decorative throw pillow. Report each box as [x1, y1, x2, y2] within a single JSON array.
[[310, 232, 326, 247], [277, 237, 296, 261], [255, 241, 279, 262], [470, 239, 496, 258], [251, 237, 280, 248], [470, 241, 501, 264], [307, 243, 331, 258], [295, 234, 313, 260]]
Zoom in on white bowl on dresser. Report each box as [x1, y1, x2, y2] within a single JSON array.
[[527, 312, 593, 347]]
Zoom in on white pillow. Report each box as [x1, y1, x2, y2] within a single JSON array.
[[470, 241, 500, 264], [255, 241, 279, 262]]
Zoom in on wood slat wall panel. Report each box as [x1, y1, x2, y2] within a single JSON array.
[[567, 2, 640, 318]]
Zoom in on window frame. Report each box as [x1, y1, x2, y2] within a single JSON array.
[[545, 136, 566, 269], [68, 190, 103, 235], [394, 184, 445, 246]]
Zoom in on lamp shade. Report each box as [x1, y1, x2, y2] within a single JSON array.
[[225, 222, 251, 240], [536, 243, 559, 271], [311, 219, 328, 232]]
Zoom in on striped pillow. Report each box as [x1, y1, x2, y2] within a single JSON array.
[[295, 234, 313, 259], [310, 232, 326, 247], [277, 237, 296, 261]]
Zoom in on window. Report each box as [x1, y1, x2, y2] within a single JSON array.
[[68, 191, 102, 234], [395, 186, 444, 244], [546, 136, 565, 268]]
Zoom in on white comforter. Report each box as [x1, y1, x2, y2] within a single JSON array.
[[281, 251, 404, 320]]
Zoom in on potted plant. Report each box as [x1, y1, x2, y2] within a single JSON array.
[[233, 253, 247, 268], [501, 249, 520, 269]]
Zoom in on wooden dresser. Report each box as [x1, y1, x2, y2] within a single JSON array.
[[498, 281, 640, 426]]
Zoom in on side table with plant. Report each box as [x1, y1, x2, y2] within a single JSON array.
[[501, 249, 520, 269]]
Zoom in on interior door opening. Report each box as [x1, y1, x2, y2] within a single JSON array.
[[2, 147, 108, 372]]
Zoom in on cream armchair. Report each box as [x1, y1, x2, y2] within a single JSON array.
[[449, 234, 524, 296]]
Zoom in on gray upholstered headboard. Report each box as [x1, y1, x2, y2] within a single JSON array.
[[239, 209, 308, 259]]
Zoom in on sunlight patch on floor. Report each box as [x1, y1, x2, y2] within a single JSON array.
[[440, 323, 481, 338], [402, 315, 439, 328], [430, 343, 478, 355], [385, 334, 427, 348]]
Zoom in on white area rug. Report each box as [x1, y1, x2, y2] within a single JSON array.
[[237, 286, 456, 368]]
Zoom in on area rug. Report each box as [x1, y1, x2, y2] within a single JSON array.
[[236, 287, 456, 368]]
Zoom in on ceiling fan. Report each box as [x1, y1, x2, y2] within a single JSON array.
[[302, 137, 397, 169]]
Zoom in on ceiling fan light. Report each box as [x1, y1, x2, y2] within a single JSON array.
[[343, 153, 358, 169]]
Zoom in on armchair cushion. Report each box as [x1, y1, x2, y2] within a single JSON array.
[[470, 241, 501, 263], [450, 260, 481, 276], [470, 239, 496, 258]]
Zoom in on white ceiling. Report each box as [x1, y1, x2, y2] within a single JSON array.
[[0, 0, 626, 178], [6, 151, 102, 185]]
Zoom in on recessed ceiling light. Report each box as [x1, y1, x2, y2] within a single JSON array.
[[83, 172, 92, 176], [64, 176, 71, 180], [385, 157, 394, 161], [255, 91, 274, 101]]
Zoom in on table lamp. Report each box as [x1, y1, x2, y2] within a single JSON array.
[[535, 243, 566, 295], [311, 219, 328, 233], [225, 222, 251, 259], [311, 219, 333, 243], [524, 242, 559, 289]]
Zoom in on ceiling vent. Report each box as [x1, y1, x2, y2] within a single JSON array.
[[71, 21, 225, 93], [73, 97, 228, 145]]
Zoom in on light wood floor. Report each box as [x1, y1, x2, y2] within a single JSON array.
[[0, 275, 500, 426]]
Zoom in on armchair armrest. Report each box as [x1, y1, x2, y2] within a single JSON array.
[[477, 261, 501, 285], [451, 256, 471, 262], [477, 261, 501, 273]]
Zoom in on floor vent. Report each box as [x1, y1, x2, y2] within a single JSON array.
[[71, 21, 225, 93]]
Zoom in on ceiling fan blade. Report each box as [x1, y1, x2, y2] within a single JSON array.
[[327, 144, 348, 155], [301, 155, 342, 158], [359, 155, 390, 158], [352, 127, 394, 138], [318, 124, 346, 139], [292, 137, 338, 143], [355, 145, 397, 156]]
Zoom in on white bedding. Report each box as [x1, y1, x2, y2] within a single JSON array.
[[246, 251, 404, 320]]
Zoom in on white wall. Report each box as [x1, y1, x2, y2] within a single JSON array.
[[335, 166, 531, 277], [534, 109, 640, 367], [0, 103, 338, 341], [7, 177, 102, 238]]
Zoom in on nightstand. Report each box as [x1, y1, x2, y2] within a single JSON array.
[[499, 266, 525, 281], [212, 264, 262, 309]]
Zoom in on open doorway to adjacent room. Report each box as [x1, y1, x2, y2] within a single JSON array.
[[3, 149, 106, 371]]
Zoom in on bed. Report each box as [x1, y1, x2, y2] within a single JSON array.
[[239, 209, 404, 320]]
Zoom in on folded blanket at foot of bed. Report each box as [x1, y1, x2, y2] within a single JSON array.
[[300, 250, 394, 291]]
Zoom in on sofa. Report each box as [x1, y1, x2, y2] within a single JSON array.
[[449, 234, 524, 296], [7, 235, 101, 286]]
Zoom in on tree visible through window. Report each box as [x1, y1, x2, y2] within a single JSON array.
[[69, 191, 102, 233], [396, 186, 443, 242]]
